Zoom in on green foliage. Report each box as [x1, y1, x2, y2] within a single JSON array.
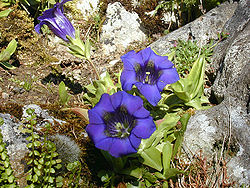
[[24, 109, 63, 187], [83, 71, 121, 106], [66, 161, 82, 188], [169, 39, 213, 77], [0, 118, 18, 187], [170, 55, 210, 109], [0, 0, 15, 8], [0, 9, 13, 18], [58, 81, 71, 106], [0, 39, 17, 69], [96, 113, 191, 187], [8, 75, 36, 92]]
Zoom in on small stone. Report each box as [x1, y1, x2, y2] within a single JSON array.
[[2, 92, 9, 99]]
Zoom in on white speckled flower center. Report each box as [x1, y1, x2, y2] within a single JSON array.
[[134, 61, 161, 85], [103, 106, 137, 138]]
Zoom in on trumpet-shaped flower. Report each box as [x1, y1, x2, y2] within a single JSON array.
[[86, 91, 156, 158], [121, 47, 179, 106], [35, 0, 75, 42]]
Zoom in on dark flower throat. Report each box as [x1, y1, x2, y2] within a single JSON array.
[[134, 60, 162, 85], [103, 106, 137, 138]]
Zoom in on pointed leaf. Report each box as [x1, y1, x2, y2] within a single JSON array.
[[0, 9, 13, 18]]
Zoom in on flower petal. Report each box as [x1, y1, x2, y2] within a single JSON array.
[[110, 91, 123, 110], [129, 133, 142, 150], [132, 117, 156, 139], [135, 83, 161, 106], [95, 137, 114, 151], [121, 70, 137, 91], [109, 137, 137, 157], [139, 47, 174, 69], [120, 91, 144, 115], [35, 0, 75, 41], [121, 50, 144, 71], [86, 123, 108, 144], [133, 106, 150, 118], [157, 68, 180, 91], [88, 93, 115, 124]]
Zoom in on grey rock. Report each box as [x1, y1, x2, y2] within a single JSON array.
[[100, 2, 146, 55], [22, 104, 66, 127], [150, 1, 238, 55], [183, 0, 250, 185], [0, 113, 28, 156], [2, 92, 9, 99], [75, 0, 99, 20], [0, 113, 29, 186]]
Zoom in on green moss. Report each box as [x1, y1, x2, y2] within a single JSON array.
[[0, 6, 57, 66], [0, 103, 23, 119]]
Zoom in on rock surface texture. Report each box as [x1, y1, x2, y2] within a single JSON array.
[[0, 104, 67, 187], [150, 1, 238, 55], [76, 0, 99, 20], [100, 2, 146, 55], [152, 0, 249, 185]]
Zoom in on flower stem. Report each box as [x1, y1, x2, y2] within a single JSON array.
[[87, 58, 101, 80]]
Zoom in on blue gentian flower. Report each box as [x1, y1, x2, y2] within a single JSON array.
[[35, 0, 75, 42], [121, 47, 180, 106], [86, 91, 156, 158]]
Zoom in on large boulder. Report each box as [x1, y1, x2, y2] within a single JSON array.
[[150, 1, 238, 55], [184, 0, 249, 185], [151, 0, 249, 185], [100, 2, 146, 55]]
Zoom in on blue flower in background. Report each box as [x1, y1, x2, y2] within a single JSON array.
[[121, 47, 179, 106], [35, 0, 75, 42], [86, 91, 156, 158]]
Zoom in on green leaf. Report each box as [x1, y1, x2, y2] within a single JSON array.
[[162, 142, 172, 177], [1, 152, 7, 160], [26, 136, 33, 141], [38, 158, 44, 164], [33, 174, 38, 182], [50, 168, 55, 173], [164, 168, 184, 179], [0, 62, 16, 69], [171, 55, 208, 108], [5, 168, 13, 175], [158, 113, 180, 131], [34, 150, 40, 156], [34, 167, 41, 176], [7, 175, 15, 183], [0, 39, 17, 62], [33, 141, 41, 147], [172, 113, 191, 158], [120, 167, 143, 179], [4, 160, 10, 168], [58, 81, 71, 106], [26, 143, 33, 148], [26, 174, 32, 181], [139, 146, 162, 171], [48, 176, 54, 183], [0, 9, 13, 18], [0, 145, 4, 152]]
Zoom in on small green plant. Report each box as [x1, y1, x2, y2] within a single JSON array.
[[0, 117, 18, 187], [24, 109, 63, 187], [8, 76, 36, 92], [58, 81, 71, 106], [66, 161, 82, 188], [0, 38, 17, 70]]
